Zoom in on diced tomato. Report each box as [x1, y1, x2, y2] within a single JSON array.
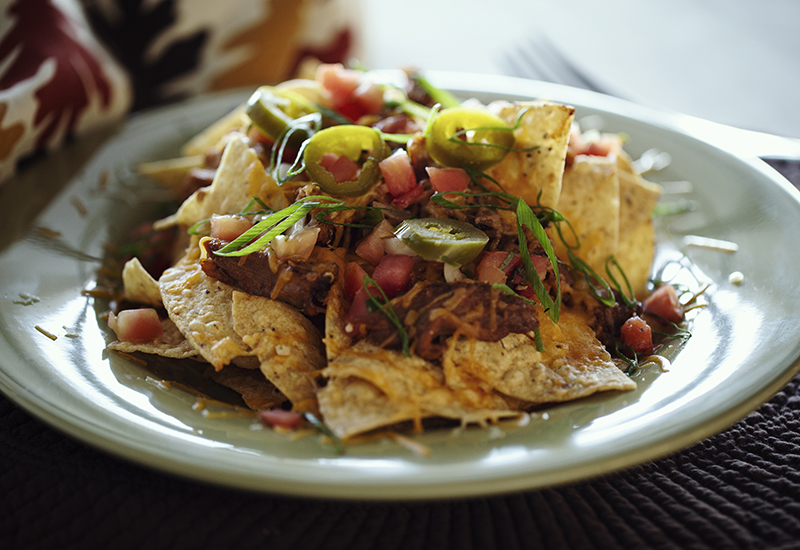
[[343, 261, 369, 301], [621, 315, 654, 355], [531, 255, 550, 280], [210, 214, 252, 241], [476, 251, 533, 285], [320, 152, 360, 183], [372, 254, 415, 298], [259, 409, 303, 429], [109, 308, 163, 341], [355, 221, 394, 266], [355, 233, 384, 266], [583, 134, 623, 157], [345, 287, 376, 334], [426, 167, 471, 193], [509, 254, 549, 284], [316, 63, 360, 101], [316, 63, 370, 121], [476, 251, 512, 284], [380, 149, 417, 197], [353, 81, 384, 114], [334, 98, 369, 122], [391, 184, 426, 210], [643, 284, 684, 323]]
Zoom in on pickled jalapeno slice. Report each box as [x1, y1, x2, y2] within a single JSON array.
[[426, 107, 515, 171], [394, 218, 489, 266], [304, 125, 388, 197], [245, 86, 318, 148]]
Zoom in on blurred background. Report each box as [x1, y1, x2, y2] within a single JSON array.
[[360, 0, 800, 139]]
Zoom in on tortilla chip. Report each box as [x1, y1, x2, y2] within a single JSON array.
[[318, 341, 518, 439], [137, 155, 205, 192], [207, 365, 287, 411], [447, 309, 635, 405], [486, 100, 575, 208], [231, 291, 324, 412], [159, 249, 252, 370], [108, 317, 199, 359], [548, 155, 619, 275], [616, 154, 663, 297], [156, 135, 282, 229], [181, 106, 249, 157], [122, 257, 163, 306], [323, 283, 351, 361]]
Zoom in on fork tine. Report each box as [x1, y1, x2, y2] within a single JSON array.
[[504, 35, 612, 96], [533, 36, 608, 94], [508, 43, 566, 85]]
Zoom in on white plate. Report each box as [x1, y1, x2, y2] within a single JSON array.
[[1, 73, 799, 500]]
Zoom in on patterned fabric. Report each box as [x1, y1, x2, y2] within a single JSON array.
[[0, 0, 131, 182], [0, 0, 358, 183]]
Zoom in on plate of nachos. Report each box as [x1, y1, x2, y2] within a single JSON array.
[[1, 68, 799, 500]]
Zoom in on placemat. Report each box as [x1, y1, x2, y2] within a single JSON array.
[[1, 160, 799, 550]]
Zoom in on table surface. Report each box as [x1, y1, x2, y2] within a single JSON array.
[[3, 4, 800, 548]]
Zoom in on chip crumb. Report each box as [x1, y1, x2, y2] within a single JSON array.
[[97, 170, 109, 192], [684, 235, 739, 253], [70, 196, 88, 217], [388, 432, 431, 457], [34, 325, 57, 340], [13, 293, 40, 305], [35, 227, 62, 239], [62, 326, 79, 338], [728, 271, 745, 285]]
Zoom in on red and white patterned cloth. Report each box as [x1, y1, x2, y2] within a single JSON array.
[[0, 0, 359, 183]]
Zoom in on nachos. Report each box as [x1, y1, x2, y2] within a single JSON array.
[[106, 65, 678, 443]]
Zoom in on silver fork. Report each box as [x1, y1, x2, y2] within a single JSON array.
[[502, 36, 800, 160], [502, 35, 615, 97]]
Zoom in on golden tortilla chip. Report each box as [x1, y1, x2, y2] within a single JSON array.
[[487, 100, 575, 208], [181, 106, 249, 157], [323, 282, 351, 361], [108, 317, 198, 359], [616, 154, 663, 297], [159, 248, 252, 370], [447, 309, 635, 405], [137, 155, 205, 192], [547, 155, 619, 276], [156, 135, 282, 229], [122, 257, 162, 306], [231, 291, 325, 413], [318, 341, 518, 440]]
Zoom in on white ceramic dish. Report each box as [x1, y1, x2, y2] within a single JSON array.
[[1, 72, 799, 500]]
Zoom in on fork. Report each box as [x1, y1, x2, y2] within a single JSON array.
[[502, 36, 800, 161], [502, 35, 615, 98]]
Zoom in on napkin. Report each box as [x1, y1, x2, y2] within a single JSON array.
[[0, 0, 360, 184]]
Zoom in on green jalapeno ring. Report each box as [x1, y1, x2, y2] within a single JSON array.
[[394, 217, 489, 266], [426, 107, 516, 171], [245, 86, 318, 148], [303, 125, 388, 197]]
